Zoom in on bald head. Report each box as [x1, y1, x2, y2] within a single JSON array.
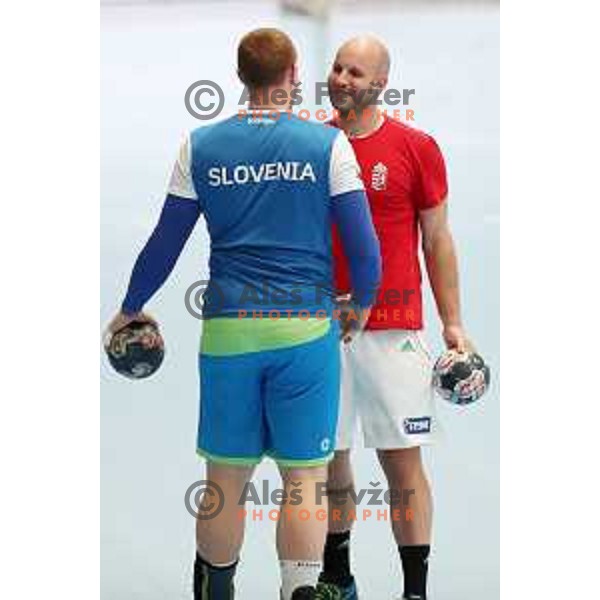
[[336, 35, 390, 77], [328, 35, 390, 114]]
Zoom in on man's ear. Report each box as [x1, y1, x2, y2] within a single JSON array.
[[289, 63, 299, 85]]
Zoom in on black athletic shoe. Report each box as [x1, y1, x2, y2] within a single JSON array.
[[288, 581, 344, 600], [290, 586, 316, 600], [315, 582, 344, 599], [317, 573, 358, 599]]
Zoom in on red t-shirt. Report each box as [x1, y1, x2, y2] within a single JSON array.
[[332, 117, 448, 330]]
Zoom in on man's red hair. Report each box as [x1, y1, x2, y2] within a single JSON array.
[[238, 28, 297, 89]]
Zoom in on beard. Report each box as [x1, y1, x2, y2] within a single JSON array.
[[328, 83, 382, 115]]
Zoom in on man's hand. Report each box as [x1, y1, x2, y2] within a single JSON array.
[[442, 324, 473, 354], [336, 294, 370, 344], [103, 311, 157, 348]]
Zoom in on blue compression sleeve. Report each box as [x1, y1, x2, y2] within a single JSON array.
[[331, 190, 382, 307], [121, 194, 202, 314]]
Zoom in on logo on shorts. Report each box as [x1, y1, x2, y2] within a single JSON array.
[[320, 438, 332, 453], [403, 417, 432, 435], [399, 339, 416, 352]]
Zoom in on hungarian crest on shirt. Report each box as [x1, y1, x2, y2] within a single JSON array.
[[371, 161, 388, 191]]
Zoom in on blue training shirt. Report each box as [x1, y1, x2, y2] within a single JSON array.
[[167, 112, 374, 317], [122, 112, 381, 318]]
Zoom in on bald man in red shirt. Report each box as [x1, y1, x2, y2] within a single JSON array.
[[320, 36, 473, 600]]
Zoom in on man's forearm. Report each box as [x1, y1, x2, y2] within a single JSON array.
[[423, 230, 462, 328]]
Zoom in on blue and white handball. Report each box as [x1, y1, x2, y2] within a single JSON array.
[[433, 350, 490, 405]]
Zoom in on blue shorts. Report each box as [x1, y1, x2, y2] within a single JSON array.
[[197, 320, 340, 467]]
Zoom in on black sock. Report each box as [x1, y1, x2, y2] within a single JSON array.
[[322, 531, 353, 586], [194, 552, 237, 600], [399, 544, 430, 599]]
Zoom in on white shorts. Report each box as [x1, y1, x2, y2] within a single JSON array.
[[335, 329, 440, 450]]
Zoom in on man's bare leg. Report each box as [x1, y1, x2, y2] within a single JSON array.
[[378, 447, 432, 599], [320, 450, 357, 591], [194, 461, 256, 599], [277, 464, 329, 600]]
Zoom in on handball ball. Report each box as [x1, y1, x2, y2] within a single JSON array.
[[433, 350, 490, 405], [106, 320, 165, 380]]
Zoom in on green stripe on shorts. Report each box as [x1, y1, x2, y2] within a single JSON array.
[[197, 448, 334, 468], [267, 453, 334, 468], [200, 317, 331, 356], [196, 448, 262, 466]]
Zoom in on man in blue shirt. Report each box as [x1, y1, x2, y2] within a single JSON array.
[[106, 28, 381, 600]]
